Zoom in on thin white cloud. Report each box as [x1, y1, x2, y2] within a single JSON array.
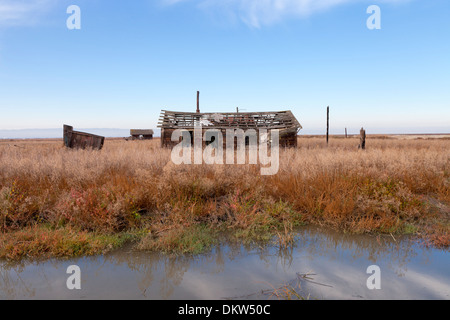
[[164, 0, 410, 28], [0, 0, 57, 26]]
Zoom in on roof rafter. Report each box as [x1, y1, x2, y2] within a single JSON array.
[[158, 110, 302, 131]]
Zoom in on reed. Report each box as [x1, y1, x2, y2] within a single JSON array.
[[0, 136, 448, 259]]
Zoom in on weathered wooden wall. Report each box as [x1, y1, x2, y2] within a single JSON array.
[[63, 125, 105, 150], [161, 128, 297, 148]]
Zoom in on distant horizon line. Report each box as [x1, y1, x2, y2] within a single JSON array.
[[0, 127, 449, 140]]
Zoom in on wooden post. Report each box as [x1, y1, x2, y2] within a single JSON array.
[[360, 127, 366, 150], [63, 125, 73, 148], [345, 128, 348, 138], [196, 91, 200, 113], [326, 106, 329, 145]]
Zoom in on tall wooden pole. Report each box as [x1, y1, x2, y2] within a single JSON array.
[[345, 128, 347, 138], [326, 106, 329, 145]]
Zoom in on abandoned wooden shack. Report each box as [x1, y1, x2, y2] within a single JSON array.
[[63, 125, 105, 150], [129, 129, 154, 140], [158, 110, 302, 148]]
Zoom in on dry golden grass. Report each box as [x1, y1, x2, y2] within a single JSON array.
[[0, 136, 448, 260]]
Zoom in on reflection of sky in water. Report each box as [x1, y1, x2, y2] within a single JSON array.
[[1, 227, 449, 300]]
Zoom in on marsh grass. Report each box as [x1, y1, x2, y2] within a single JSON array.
[[0, 224, 137, 260], [0, 136, 448, 260], [258, 272, 330, 300]]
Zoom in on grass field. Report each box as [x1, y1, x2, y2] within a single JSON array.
[[0, 135, 448, 260]]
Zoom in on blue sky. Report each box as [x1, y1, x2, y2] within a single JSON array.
[[0, 0, 449, 135]]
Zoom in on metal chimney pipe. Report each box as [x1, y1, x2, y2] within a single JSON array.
[[196, 91, 200, 113]]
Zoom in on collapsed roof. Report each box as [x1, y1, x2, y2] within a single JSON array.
[[158, 110, 302, 132]]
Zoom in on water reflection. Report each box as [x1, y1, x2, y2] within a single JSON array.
[[1, 227, 448, 300]]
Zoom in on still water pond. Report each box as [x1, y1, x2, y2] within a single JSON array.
[[1, 227, 449, 300]]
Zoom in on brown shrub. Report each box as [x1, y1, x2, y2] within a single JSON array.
[[0, 137, 448, 251]]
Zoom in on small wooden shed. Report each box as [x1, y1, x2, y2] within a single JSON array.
[[130, 129, 154, 140]]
